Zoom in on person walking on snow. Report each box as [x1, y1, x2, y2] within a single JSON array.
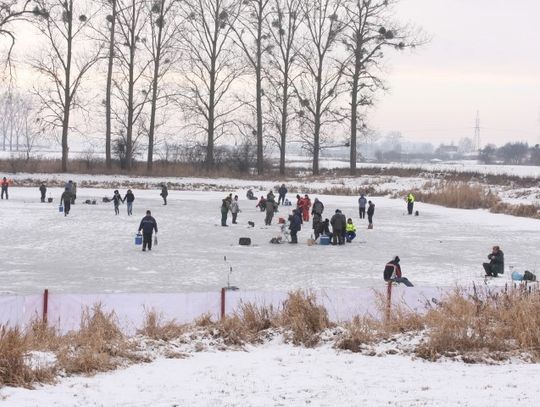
[[111, 190, 123, 215], [278, 184, 288, 205], [60, 187, 72, 216], [367, 200, 375, 226], [39, 183, 47, 203], [160, 184, 168, 205], [230, 195, 240, 224], [345, 218, 357, 243], [123, 189, 135, 215], [406, 192, 415, 215], [138, 210, 158, 252], [358, 194, 367, 219], [311, 198, 324, 217], [221, 194, 232, 226], [1, 177, 9, 199]]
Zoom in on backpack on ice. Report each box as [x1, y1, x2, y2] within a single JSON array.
[[239, 237, 251, 246], [523, 270, 537, 281]]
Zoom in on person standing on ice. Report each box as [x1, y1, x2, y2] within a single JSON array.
[[60, 187, 72, 216], [358, 194, 367, 219], [330, 209, 346, 245], [406, 192, 415, 215], [302, 194, 311, 222], [265, 191, 277, 225], [367, 200, 375, 227], [483, 245, 504, 277], [160, 184, 168, 205], [138, 210, 158, 251], [111, 190, 123, 215], [288, 209, 302, 243], [230, 195, 240, 224], [123, 189, 135, 215], [1, 177, 9, 199], [278, 184, 288, 205], [39, 183, 47, 203], [221, 194, 232, 226]]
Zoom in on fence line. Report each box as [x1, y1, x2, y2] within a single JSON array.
[[0, 286, 455, 335]]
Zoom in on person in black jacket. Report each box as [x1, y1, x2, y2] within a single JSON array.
[[278, 184, 288, 205], [138, 210, 158, 251], [123, 189, 135, 215], [383, 256, 413, 286], [367, 201, 375, 226], [111, 190, 123, 215], [483, 246, 504, 277], [288, 209, 302, 244], [160, 184, 168, 205], [39, 183, 47, 203], [330, 209, 346, 245]]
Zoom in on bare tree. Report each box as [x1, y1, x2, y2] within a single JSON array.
[[342, 0, 422, 174], [113, 0, 151, 170], [0, 89, 44, 156], [145, 0, 181, 171], [178, 0, 243, 169], [32, 0, 101, 172], [231, 0, 272, 175], [103, 0, 118, 169], [294, 0, 346, 175], [264, 0, 303, 175], [0, 0, 35, 67]]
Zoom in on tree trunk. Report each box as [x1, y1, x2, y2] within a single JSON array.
[[62, 0, 74, 173], [279, 78, 288, 175], [126, 2, 136, 171], [255, 11, 263, 175], [148, 2, 165, 172], [105, 0, 117, 170], [350, 68, 359, 176]]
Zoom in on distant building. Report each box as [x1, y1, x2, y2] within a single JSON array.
[[435, 144, 459, 160]]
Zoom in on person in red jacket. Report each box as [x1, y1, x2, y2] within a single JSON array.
[[1, 177, 9, 200], [302, 194, 311, 222]]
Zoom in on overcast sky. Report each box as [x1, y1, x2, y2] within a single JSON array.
[[369, 0, 540, 146]]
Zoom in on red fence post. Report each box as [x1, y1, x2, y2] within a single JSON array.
[[43, 289, 49, 324], [386, 281, 392, 321], [220, 287, 226, 320]]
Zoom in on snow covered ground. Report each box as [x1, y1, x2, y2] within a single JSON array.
[[2, 175, 540, 406], [3, 340, 540, 407]]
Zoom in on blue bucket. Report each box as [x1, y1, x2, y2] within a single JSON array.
[[58, 205, 63, 213], [319, 235, 330, 245], [511, 271, 523, 281], [135, 234, 143, 245]]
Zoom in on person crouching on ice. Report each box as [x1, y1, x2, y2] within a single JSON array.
[[483, 245, 504, 277], [384, 256, 413, 287], [345, 218, 356, 243]]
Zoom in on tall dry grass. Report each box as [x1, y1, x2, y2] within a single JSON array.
[[0, 325, 56, 388], [138, 310, 187, 341], [277, 290, 332, 347], [412, 182, 500, 209], [416, 286, 540, 360], [56, 304, 134, 375], [490, 202, 540, 219]]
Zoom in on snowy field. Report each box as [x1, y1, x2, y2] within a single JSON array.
[[2, 176, 540, 406], [3, 341, 540, 407], [1, 183, 540, 294]]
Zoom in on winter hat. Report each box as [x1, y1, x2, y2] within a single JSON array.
[[335, 209, 341, 213], [394, 256, 400, 263]]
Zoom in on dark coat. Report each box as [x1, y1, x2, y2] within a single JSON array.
[[289, 212, 302, 232], [488, 250, 504, 275], [367, 203, 375, 216], [60, 191, 72, 203], [278, 185, 288, 196], [112, 193, 123, 206], [330, 213, 346, 231], [384, 260, 402, 281], [124, 192, 135, 203], [312, 200, 324, 215], [160, 186, 168, 197], [139, 215, 158, 234]]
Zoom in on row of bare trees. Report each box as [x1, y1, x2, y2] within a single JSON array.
[[2, 0, 422, 175]]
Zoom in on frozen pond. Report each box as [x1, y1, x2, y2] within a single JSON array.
[[1, 185, 539, 294]]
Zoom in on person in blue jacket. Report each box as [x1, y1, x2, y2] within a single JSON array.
[[138, 210, 158, 251], [288, 209, 302, 244]]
